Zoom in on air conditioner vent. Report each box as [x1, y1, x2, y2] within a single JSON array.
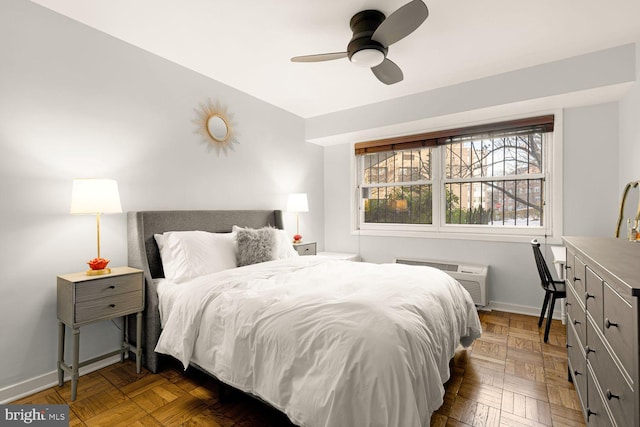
[[394, 257, 488, 307], [398, 259, 459, 271]]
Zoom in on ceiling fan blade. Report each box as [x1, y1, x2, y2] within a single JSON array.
[[372, 0, 429, 47], [371, 58, 404, 85], [291, 52, 348, 62]]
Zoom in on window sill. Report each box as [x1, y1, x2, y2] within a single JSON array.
[[352, 228, 562, 244]]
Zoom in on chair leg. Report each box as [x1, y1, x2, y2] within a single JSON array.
[[539, 292, 550, 328], [544, 294, 557, 343]]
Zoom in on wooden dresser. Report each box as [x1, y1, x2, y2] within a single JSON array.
[[563, 236, 640, 426]]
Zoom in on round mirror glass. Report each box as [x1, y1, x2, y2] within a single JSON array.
[[207, 115, 229, 142]]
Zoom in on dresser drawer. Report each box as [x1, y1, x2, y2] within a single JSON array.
[[565, 249, 575, 286], [572, 256, 586, 301], [587, 364, 615, 427], [586, 318, 633, 427], [585, 266, 604, 332], [567, 284, 586, 347], [75, 290, 143, 323], [602, 282, 633, 376], [567, 321, 587, 409], [75, 273, 141, 302]]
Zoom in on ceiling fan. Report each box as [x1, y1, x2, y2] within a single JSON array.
[[291, 0, 429, 85]]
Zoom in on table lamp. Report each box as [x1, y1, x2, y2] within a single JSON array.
[[70, 179, 122, 275], [287, 193, 309, 243]]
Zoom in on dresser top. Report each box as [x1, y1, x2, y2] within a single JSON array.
[[563, 236, 640, 295]]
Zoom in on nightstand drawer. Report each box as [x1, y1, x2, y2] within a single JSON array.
[[75, 274, 141, 302], [294, 242, 316, 256], [75, 290, 143, 323], [57, 266, 144, 327]]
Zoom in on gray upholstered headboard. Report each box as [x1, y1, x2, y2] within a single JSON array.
[[127, 210, 284, 373]]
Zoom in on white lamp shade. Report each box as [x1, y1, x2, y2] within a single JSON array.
[[287, 193, 309, 213], [70, 179, 122, 214]]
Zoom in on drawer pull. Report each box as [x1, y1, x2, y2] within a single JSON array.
[[573, 319, 581, 325], [585, 346, 595, 354], [565, 301, 571, 307], [605, 389, 619, 400], [605, 318, 618, 328], [109, 304, 116, 308], [109, 285, 115, 289], [585, 293, 595, 300], [573, 277, 581, 282], [587, 409, 597, 420], [565, 265, 572, 271], [573, 370, 582, 376], [566, 343, 572, 349]]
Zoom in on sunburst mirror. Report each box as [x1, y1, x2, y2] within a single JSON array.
[[193, 99, 239, 155]]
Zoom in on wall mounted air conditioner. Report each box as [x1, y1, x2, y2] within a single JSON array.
[[394, 258, 488, 307]]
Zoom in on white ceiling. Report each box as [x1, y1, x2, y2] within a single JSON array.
[[31, 0, 640, 118]]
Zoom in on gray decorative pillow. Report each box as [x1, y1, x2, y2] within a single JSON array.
[[235, 226, 276, 266]]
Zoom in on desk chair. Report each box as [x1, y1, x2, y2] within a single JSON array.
[[531, 239, 567, 343]]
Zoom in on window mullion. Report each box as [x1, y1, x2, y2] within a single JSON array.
[[443, 173, 545, 184], [433, 145, 443, 230], [360, 180, 431, 189]]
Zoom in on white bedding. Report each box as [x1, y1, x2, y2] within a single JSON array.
[[154, 278, 181, 328], [155, 256, 482, 427]]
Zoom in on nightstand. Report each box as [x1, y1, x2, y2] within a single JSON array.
[[317, 252, 362, 262], [293, 241, 317, 256], [57, 266, 144, 401]]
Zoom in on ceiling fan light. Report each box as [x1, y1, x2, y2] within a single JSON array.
[[350, 48, 384, 68]]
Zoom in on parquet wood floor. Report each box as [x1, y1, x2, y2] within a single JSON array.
[[12, 311, 585, 426]]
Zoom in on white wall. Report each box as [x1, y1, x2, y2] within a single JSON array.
[[619, 42, 640, 186], [0, 0, 322, 394], [563, 103, 619, 236]]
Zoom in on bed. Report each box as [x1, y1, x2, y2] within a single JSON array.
[[127, 209, 482, 427]]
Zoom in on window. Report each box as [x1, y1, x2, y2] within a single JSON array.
[[361, 148, 433, 225], [355, 115, 556, 238]]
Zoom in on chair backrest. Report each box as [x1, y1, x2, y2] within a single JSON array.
[[530, 239, 558, 291]]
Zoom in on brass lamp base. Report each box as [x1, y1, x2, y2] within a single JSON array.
[[86, 268, 111, 276]]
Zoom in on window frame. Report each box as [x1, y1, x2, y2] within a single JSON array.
[[352, 112, 563, 243]]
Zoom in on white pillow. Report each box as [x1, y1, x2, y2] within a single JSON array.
[[155, 230, 237, 283], [273, 229, 299, 259]]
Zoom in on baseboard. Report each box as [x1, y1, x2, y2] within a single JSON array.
[[0, 355, 122, 404], [487, 300, 564, 320]]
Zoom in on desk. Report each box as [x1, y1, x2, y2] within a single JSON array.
[[550, 245, 567, 324]]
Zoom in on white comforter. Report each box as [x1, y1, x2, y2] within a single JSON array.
[[155, 256, 482, 427]]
